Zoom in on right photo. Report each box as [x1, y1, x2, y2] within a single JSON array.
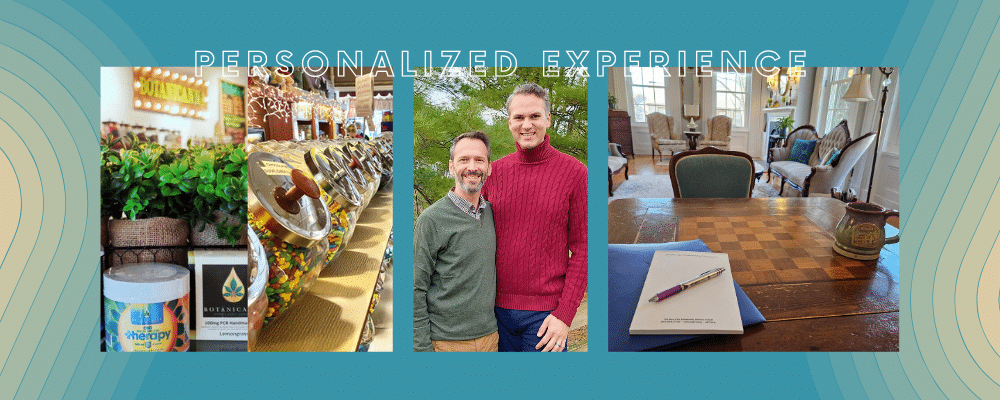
[[414, 68, 589, 352], [608, 67, 900, 351]]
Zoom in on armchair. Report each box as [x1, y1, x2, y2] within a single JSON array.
[[647, 113, 685, 161], [699, 115, 732, 150], [668, 147, 755, 198], [609, 143, 629, 195]]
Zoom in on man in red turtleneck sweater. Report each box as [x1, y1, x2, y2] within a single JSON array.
[[481, 83, 588, 352]]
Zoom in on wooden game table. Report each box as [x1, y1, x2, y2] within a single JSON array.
[[609, 197, 899, 351]]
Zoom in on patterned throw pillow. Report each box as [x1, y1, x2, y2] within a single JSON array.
[[824, 149, 842, 166], [789, 139, 817, 164]]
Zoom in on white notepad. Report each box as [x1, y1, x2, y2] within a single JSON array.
[[629, 251, 744, 335]]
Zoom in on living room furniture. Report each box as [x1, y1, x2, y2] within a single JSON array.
[[609, 143, 629, 195], [647, 112, 685, 161], [766, 124, 817, 182], [668, 147, 755, 198], [608, 109, 634, 157], [753, 160, 764, 181], [683, 131, 701, 150], [699, 115, 732, 150], [771, 121, 875, 197], [608, 197, 899, 351]]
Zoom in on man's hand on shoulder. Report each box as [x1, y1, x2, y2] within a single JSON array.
[[535, 314, 570, 352]]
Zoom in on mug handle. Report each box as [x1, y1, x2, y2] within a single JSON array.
[[884, 210, 900, 244]]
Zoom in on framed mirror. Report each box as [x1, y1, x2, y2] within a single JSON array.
[[681, 69, 702, 120], [767, 67, 803, 97]]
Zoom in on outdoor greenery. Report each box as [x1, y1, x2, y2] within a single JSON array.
[[413, 68, 588, 216]]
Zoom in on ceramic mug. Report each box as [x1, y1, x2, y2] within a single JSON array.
[[834, 202, 900, 260]]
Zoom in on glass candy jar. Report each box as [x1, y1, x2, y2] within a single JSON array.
[[303, 147, 363, 264], [247, 226, 268, 350], [248, 152, 331, 325]]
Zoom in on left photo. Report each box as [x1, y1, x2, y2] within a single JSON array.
[[99, 66, 394, 352], [100, 67, 250, 352]]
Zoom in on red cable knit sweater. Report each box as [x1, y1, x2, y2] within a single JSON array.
[[482, 135, 588, 325]]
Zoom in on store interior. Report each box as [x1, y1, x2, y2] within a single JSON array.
[[100, 67, 251, 352], [99, 66, 392, 352], [246, 66, 394, 352], [101, 67, 249, 147]]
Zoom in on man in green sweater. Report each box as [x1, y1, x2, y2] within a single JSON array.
[[413, 131, 498, 352]]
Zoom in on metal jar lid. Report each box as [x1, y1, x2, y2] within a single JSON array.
[[248, 151, 331, 248], [325, 146, 370, 193], [336, 143, 377, 186], [303, 148, 363, 211]]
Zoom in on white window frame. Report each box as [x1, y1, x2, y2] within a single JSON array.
[[625, 67, 669, 124], [713, 71, 751, 129], [818, 67, 858, 134]]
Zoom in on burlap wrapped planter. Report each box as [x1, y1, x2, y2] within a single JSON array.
[[100, 217, 109, 248], [190, 211, 248, 246], [108, 217, 189, 267]]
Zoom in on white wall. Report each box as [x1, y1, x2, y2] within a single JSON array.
[[101, 67, 248, 146]]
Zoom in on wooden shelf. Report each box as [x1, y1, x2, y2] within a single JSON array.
[[254, 187, 393, 352]]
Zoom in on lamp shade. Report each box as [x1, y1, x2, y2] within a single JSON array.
[[684, 104, 700, 117], [842, 73, 874, 102]]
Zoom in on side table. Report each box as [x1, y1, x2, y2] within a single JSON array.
[[684, 131, 702, 150]]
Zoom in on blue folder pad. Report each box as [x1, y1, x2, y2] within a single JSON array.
[[608, 240, 766, 352]]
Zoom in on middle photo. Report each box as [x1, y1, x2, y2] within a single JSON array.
[[413, 68, 589, 352]]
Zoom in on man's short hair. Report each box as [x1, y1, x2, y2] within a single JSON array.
[[505, 82, 550, 115], [449, 131, 491, 161]]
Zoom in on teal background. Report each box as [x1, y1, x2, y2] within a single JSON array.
[[1, 0, 998, 398]]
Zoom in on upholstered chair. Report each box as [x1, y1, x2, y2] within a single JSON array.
[[699, 115, 732, 150], [770, 125, 819, 166], [647, 112, 685, 161], [808, 120, 851, 166], [609, 143, 628, 195], [779, 132, 877, 197], [668, 147, 756, 198], [767, 124, 819, 181]]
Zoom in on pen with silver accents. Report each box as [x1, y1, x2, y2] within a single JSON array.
[[647, 267, 726, 303]]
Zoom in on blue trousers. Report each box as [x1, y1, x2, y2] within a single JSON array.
[[495, 307, 568, 352]]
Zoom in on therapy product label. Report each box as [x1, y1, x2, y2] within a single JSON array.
[[104, 295, 189, 352]]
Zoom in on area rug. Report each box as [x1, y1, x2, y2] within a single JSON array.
[[609, 174, 780, 202]]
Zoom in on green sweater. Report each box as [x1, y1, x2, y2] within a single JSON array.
[[413, 196, 497, 351]]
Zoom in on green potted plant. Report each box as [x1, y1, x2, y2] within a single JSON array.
[[100, 136, 124, 247], [106, 136, 190, 266], [608, 94, 617, 110], [177, 144, 249, 245], [777, 115, 795, 136]]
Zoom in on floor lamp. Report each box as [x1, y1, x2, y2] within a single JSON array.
[[842, 67, 894, 203]]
